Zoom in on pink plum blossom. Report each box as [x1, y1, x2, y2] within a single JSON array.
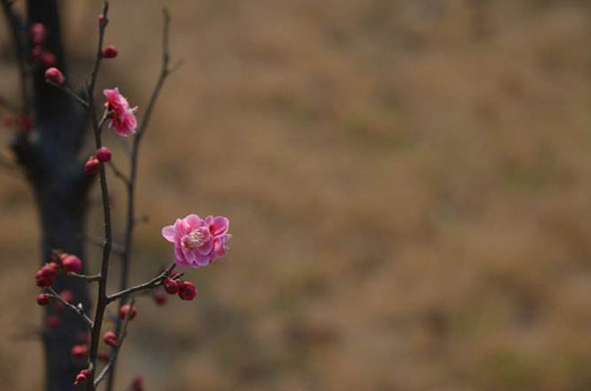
[[103, 88, 138, 136], [162, 214, 231, 268]]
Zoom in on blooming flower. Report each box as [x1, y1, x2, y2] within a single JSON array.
[[162, 214, 231, 268], [103, 88, 138, 136]]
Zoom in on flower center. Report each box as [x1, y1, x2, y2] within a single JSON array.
[[182, 229, 206, 250]]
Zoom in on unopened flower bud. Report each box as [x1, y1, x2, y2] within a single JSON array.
[[47, 315, 61, 328], [178, 281, 198, 301], [152, 288, 167, 306], [62, 254, 82, 273], [120, 304, 137, 320], [103, 331, 118, 347], [71, 344, 88, 358], [54, 290, 73, 312], [74, 369, 90, 385], [96, 147, 112, 162], [163, 278, 179, 295], [84, 156, 100, 176], [60, 290, 74, 303], [98, 351, 110, 362], [36, 293, 51, 306], [44, 67, 64, 85], [30, 23, 46, 45], [102, 45, 118, 59], [35, 263, 59, 287], [98, 14, 108, 27], [40, 51, 57, 68], [131, 376, 144, 391]]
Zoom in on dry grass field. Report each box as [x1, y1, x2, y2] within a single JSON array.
[[3, 0, 591, 390]]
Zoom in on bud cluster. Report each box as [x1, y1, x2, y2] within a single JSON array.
[[84, 147, 112, 176], [35, 251, 83, 289], [28, 23, 59, 68], [162, 276, 198, 301]]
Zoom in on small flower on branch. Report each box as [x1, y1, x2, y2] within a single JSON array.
[[103, 88, 138, 136], [162, 214, 231, 268]]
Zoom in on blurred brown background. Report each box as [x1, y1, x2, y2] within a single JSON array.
[[3, 0, 591, 390]]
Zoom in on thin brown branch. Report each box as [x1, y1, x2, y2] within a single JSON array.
[[107, 161, 129, 185], [81, 234, 125, 255], [46, 81, 90, 109], [105, 10, 178, 390], [93, 299, 135, 388], [47, 287, 94, 329], [85, 3, 113, 389], [66, 272, 101, 283], [106, 263, 176, 304]]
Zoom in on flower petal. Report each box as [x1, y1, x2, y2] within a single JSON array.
[[211, 216, 229, 236], [161, 225, 176, 242]]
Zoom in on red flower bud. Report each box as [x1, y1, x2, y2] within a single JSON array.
[[47, 315, 61, 328], [77, 332, 90, 344], [131, 376, 144, 391], [62, 254, 82, 273], [59, 290, 74, 303], [71, 344, 88, 358], [96, 147, 112, 162], [102, 45, 118, 59], [84, 156, 100, 176], [178, 281, 198, 301], [40, 51, 57, 68], [44, 67, 64, 85], [98, 14, 108, 27], [36, 293, 51, 306], [120, 304, 137, 320], [74, 369, 90, 385], [152, 288, 167, 306], [163, 278, 179, 295], [30, 23, 46, 45], [103, 331, 118, 347], [98, 351, 110, 362], [35, 263, 59, 287]]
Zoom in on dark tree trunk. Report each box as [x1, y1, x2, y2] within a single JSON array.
[[9, 1, 93, 390]]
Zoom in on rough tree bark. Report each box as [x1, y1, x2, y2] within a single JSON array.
[[4, 1, 92, 390]]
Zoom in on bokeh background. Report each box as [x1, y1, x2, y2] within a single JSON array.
[[3, 0, 591, 390]]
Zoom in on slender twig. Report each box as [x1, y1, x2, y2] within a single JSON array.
[[93, 299, 135, 388], [107, 161, 129, 185], [47, 287, 94, 329], [81, 234, 125, 255], [107, 263, 176, 304], [46, 81, 90, 109], [85, 3, 112, 389], [105, 10, 178, 391], [66, 272, 102, 283]]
